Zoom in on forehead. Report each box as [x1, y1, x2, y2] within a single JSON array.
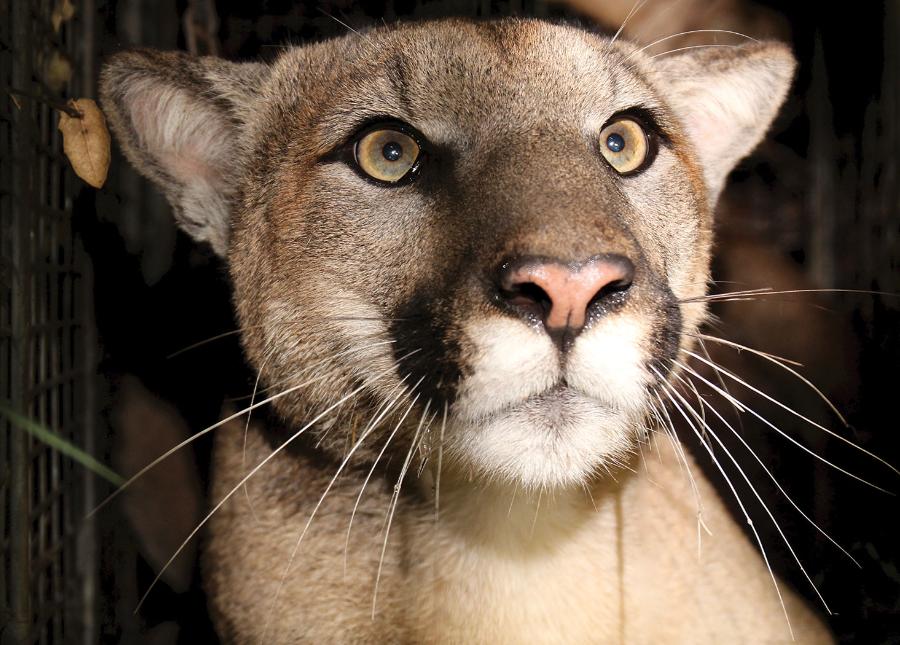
[[276, 19, 664, 148]]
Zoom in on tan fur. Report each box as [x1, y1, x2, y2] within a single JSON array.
[[207, 417, 830, 643], [99, 18, 832, 643]]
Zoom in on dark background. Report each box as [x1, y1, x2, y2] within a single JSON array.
[[2, 0, 898, 643]]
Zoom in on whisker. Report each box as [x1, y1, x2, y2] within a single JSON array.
[[316, 7, 362, 37], [89, 340, 396, 518], [683, 351, 899, 478], [649, 44, 738, 59], [529, 488, 543, 540], [416, 404, 439, 479], [694, 333, 848, 426], [133, 359, 405, 614], [611, 0, 652, 43], [696, 335, 748, 434], [684, 331, 803, 367], [242, 346, 279, 522], [435, 401, 447, 523], [682, 373, 860, 568], [650, 392, 707, 523], [668, 369, 835, 613], [629, 29, 758, 59], [164, 314, 400, 360], [343, 377, 426, 573], [372, 399, 431, 618], [673, 358, 892, 493], [258, 376, 413, 643], [652, 367, 795, 638], [340, 377, 410, 457], [166, 326, 257, 359], [680, 287, 899, 304], [627, 0, 690, 44]]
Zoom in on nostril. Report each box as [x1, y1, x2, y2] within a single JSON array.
[[496, 254, 635, 344], [586, 258, 635, 309], [501, 281, 552, 320]]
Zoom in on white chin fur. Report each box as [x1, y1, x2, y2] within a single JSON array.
[[449, 315, 649, 489]]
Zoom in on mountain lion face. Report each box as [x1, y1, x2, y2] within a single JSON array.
[[100, 18, 795, 491]]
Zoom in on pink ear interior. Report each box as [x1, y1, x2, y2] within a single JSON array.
[[654, 43, 796, 198], [125, 80, 231, 190]]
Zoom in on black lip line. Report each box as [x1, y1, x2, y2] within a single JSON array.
[[461, 382, 626, 422]]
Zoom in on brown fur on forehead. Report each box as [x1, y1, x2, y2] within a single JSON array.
[[262, 19, 668, 147]]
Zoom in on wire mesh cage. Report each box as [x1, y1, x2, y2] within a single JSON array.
[[0, 1, 99, 643], [0, 0, 897, 642]]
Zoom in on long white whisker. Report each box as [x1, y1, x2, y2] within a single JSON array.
[[611, 0, 652, 43], [529, 487, 543, 540], [649, 44, 738, 59], [628, 0, 689, 44], [316, 7, 362, 36], [629, 29, 758, 59], [242, 346, 279, 522], [258, 376, 412, 644], [682, 287, 774, 302], [695, 333, 848, 426], [652, 367, 795, 639], [681, 287, 899, 304], [435, 401, 447, 523], [683, 351, 899, 479], [372, 400, 431, 618], [670, 369, 835, 613], [683, 374, 860, 567], [88, 340, 395, 519], [133, 359, 406, 614], [343, 377, 426, 573], [687, 331, 803, 367], [675, 357, 892, 493], [696, 336, 749, 437], [416, 405, 439, 478], [166, 326, 259, 359], [650, 391, 710, 549]]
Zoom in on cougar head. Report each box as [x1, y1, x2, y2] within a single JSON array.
[[100, 18, 795, 491]]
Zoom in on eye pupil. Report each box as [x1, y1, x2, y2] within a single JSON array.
[[606, 133, 625, 153], [382, 142, 403, 161]]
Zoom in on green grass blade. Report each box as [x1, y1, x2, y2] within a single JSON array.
[[0, 405, 124, 486]]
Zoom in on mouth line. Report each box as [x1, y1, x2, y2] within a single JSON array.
[[461, 381, 622, 423], [525, 382, 602, 406]]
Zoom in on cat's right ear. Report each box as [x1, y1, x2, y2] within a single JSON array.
[[99, 51, 268, 256]]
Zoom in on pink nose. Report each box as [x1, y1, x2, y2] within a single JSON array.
[[499, 255, 635, 340]]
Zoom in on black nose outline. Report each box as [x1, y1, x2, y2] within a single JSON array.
[[496, 254, 635, 351]]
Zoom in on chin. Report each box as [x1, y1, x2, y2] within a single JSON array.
[[447, 387, 640, 490]]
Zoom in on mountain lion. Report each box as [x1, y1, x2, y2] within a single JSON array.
[[99, 17, 833, 643]]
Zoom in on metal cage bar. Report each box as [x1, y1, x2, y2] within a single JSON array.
[[1, 1, 99, 643]]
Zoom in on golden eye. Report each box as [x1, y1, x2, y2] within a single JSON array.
[[354, 128, 420, 183], [599, 118, 649, 175]]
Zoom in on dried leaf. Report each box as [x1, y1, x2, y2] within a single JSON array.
[[51, 0, 76, 33], [43, 50, 72, 93], [58, 98, 111, 189]]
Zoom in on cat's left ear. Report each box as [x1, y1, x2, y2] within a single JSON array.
[[653, 41, 796, 201]]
